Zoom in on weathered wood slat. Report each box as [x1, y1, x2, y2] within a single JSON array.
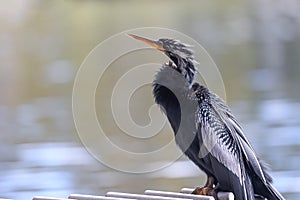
[[106, 192, 192, 200], [144, 190, 214, 200], [32, 196, 70, 200], [32, 188, 234, 200], [180, 188, 195, 194], [180, 188, 234, 200], [69, 194, 136, 200]]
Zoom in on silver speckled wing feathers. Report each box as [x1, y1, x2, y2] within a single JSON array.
[[196, 102, 242, 182], [208, 91, 268, 184]]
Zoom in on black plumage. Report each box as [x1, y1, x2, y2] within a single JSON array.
[[129, 34, 285, 200]]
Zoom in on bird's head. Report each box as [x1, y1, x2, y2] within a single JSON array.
[[129, 34, 196, 86]]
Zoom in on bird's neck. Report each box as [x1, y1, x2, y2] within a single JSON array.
[[152, 66, 191, 133], [153, 66, 190, 104]]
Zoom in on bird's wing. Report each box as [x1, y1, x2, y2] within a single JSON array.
[[196, 101, 253, 199], [197, 102, 243, 182], [192, 84, 283, 199], [208, 91, 269, 184]]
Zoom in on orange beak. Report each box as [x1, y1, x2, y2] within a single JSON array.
[[128, 34, 165, 51]]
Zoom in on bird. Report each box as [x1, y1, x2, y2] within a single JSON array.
[[128, 34, 285, 200]]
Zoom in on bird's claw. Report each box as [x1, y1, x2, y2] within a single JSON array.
[[192, 186, 215, 196], [192, 176, 215, 196]]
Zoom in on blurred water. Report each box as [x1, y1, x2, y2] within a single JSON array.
[[0, 99, 300, 199], [1, 1, 300, 199]]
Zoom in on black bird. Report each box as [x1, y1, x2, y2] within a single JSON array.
[[129, 34, 285, 200]]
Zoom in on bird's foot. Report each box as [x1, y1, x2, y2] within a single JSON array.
[[192, 186, 215, 196], [192, 176, 215, 196]]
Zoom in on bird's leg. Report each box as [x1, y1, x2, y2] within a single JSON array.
[[192, 176, 215, 196]]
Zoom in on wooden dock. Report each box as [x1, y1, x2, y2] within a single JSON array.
[[31, 188, 234, 200]]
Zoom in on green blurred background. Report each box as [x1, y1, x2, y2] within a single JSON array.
[[1, 1, 300, 199]]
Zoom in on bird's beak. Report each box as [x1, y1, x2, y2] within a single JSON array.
[[128, 34, 165, 51]]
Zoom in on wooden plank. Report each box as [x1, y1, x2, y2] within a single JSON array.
[[144, 190, 214, 200], [32, 188, 234, 200], [180, 188, 195, 194], [32, 196, 70, 200], [69, 194, 136, 200], [106, 192, 192, 200], [180, 188, 234, 200]]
